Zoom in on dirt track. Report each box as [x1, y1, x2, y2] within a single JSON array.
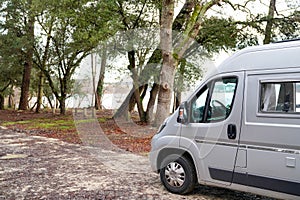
[[0, 127, 274, 200]]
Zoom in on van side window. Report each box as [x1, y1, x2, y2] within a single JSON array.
[[260, 82, 300, 113], [208, 78, 237, 122], [191, 77, 237, 123], [191, 86, 209, 123]]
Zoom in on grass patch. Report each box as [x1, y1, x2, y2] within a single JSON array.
[[1, 116, 110, 131], [2, 117, 75, 131], [28, 123, 74, 130], [98, 117, 107, 123], [2, 120, 32, 126], [30, 120, 75, 130]]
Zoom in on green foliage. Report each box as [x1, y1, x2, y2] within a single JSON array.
[[0, 0, 29, 96], [234, 3, 300, 44], [174, 58, 203, 94], [197, 17, 239, 53], [0, 0, 124, 112], [1, 0, 299, 114], [273, 10, 300, 41], [32, 0, 122, 113]]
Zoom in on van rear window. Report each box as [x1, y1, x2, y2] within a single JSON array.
[[260, 82, 300, 113]]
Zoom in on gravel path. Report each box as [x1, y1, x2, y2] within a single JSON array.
[[0, 127, 274, 200]]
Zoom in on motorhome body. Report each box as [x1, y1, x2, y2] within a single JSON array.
[[149, 40, 300, 199]]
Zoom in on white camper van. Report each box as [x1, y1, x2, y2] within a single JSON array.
[[149, 40, 300, 199]]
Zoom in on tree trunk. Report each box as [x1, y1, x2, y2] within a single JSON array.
[[19, 2, 34, 110], [113, 0, 193, 122], [128, 85, 147, 113], [133, 88, 146, 121], [59, 97, 66, 115], [91, 53, 96, 108], [37, 22, 52, 112], [128, 91, 136, 113], [19, 62, 32, 110], [46, 96, 54, 109], [154, 0, 175, 126], [173, 91, 182, 112], [95, 46, 107, 110], [140, 84, 148, 101], [113, 47, 161, 121], [113, 87, 134, 120], [36, 72, 44, 113], [8, 94, 14, 109], [173, 60, 185, 112], [263, 0, 276, 44], [7, 85, 14, 109], [146, 83, 159, 123], [0, 94, 4, 110], [128, 50, 146, 121], [154, 1, 221, 126]]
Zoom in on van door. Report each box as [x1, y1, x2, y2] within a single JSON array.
[[239, 72, 300, 196], [179, 72, 245, 185]]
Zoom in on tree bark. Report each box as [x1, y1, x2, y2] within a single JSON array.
[[19, 1, 34, 110], [146, 83, 159, 123], [173, 60, 185, 112], [153, 0, 175, 127], [59, 97, 66, 115], [36, 21, 52, 112], [36, 72, 44, 113], [19, 62, 32, 110], [173, 91, 182, 112], [128, 50, 146, 121], [113, 87, 134, 120], [128, 85, 148, 113], [95, 46, 107, 110], [0, 82, 12, 110], [263, 0, 276, 44], [0, 94, 4, 110], [128, 90, 136, 113], [91, 53, 96, 109], [46, 96, 54, 109], [128, 85, 142, 112], [8, 93, 14, 109]]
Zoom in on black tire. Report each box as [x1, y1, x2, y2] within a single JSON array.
[[160, 154, 197, 194]]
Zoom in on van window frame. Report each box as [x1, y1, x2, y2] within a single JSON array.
[[259, 80, 300, 116], [189, 76, 238, 123]]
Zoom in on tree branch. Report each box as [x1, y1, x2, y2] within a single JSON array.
[[133, 0, 147, 29]]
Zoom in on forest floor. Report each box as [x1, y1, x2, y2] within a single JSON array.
[[0, 109, 156, 155]]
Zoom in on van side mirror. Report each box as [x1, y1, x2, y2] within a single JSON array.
[[177, 101, 189, 124]]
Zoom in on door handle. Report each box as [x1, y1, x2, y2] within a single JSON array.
[[227, 124, 237, 140]]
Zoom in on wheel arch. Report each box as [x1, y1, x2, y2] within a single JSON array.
[[157, 148, 199, 181]]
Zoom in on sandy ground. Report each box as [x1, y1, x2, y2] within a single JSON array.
[[0, 127, 274, 200]]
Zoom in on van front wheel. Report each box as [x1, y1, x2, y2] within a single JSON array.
[[160, 155, 196, 194]]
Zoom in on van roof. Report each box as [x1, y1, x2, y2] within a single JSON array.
[[217, 40, 300, 74]]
